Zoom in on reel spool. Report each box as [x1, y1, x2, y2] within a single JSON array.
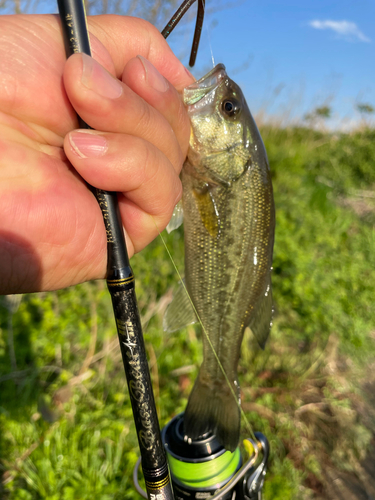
[[162, 413, 241, 500], [133, 413, 269, 500]]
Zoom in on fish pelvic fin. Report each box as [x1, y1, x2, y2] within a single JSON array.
[[166, 200, 184, 233], [247, 274, 273, 349], [183, 371, 240, 452], [163, 279, 197, 333]]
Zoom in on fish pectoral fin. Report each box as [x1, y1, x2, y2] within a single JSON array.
[[163, 280, 197, 333], [193, 188, 219, 238], [166, 200, 184, 233], [247, 276, 273, 349]]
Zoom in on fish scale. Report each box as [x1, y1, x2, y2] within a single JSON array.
[[164, 64, 275, 452]]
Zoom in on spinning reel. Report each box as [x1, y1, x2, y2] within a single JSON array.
[[134, 414, 269, 500]]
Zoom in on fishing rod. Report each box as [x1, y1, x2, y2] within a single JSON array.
[[57, 1, 174, 498], [57, 0, 269, 498], [56, 1, 206, 499]]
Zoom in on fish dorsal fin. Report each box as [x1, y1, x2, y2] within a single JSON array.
[[193, 188, 219, 239], [247, 275, 273, 349], [163, 280, 197, 333], [166, 200, 184, 233]]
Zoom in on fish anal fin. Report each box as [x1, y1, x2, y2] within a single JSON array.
[[163, 280, 197, 333], [247, 277, 273, 349], [193, 188, 219, 239]]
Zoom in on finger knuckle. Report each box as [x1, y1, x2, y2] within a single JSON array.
[[133, 100, 153, 136]]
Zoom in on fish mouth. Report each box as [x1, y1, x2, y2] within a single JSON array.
[[183, 64, 227, 108]]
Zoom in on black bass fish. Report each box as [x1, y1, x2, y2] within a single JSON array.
[[164, 64, 275, 452]]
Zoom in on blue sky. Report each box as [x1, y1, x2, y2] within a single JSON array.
[[31, 0, 374, 129], [167, 0, 374, 129]]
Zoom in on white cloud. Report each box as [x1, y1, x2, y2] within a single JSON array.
[[309, 20, 371, 43]]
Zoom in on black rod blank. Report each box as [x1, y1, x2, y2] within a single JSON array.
[[56, 1, 173, 498]]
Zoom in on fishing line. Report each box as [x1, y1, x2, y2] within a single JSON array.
[[152, 216, 256, 442], [207, 31, 215, 68], [204, 10, 215, 68]]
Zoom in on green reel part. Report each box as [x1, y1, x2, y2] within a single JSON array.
[[167, 446, 241, 489]]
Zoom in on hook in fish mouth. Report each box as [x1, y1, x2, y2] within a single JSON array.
[[189, 64, 227, 89]]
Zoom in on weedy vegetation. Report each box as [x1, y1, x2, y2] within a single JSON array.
[[1, 126, 375, 499]]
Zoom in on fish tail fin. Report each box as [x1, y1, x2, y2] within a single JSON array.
[[183, 371, 240, 452]]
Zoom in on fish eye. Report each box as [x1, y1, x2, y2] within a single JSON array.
[[221, 98, 241, 118]]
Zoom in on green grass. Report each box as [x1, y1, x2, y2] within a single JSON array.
[[1, 126, 375, 499]]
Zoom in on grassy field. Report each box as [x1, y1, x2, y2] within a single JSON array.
[[1, 126, 375, 499]]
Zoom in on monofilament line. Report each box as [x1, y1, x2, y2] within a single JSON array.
[[204, 6, 215, 67], [153, 217, 256, 442]]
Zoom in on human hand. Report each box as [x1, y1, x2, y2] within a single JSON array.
[[0, 14, 193, 294]]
